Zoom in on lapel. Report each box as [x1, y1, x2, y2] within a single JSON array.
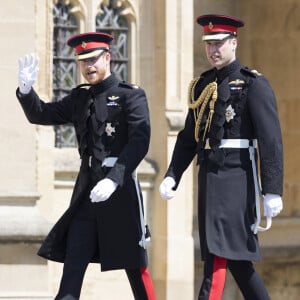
[[93, 93, 108, 123], [217, 77, 230, 103]]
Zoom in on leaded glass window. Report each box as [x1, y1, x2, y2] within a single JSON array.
[[52, 0, 130, 147], [53, 0, 78, 147], [96, 0, 129, 81]]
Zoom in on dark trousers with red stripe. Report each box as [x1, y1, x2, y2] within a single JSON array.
[[198, 253, 270, 300], [54, 199, 155, 300]]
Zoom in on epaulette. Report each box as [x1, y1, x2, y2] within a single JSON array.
[[119, 81, 140, 89], [241, 66, 263, 78], [251, 69, 263, 76]]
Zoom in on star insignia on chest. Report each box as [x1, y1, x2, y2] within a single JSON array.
[[105, 122, 116, 136], [225, 104, 236, 123]]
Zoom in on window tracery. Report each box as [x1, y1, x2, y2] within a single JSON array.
[[96, 0, 129, 81], [53, 0, 79, 147]]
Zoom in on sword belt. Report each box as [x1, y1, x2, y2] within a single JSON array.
[[204, 138, 271, 234], [204, 138, 257, 149]]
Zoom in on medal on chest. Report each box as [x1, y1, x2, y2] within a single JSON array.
[[225, 104, 236, 123], [105, 122, 116, 136]]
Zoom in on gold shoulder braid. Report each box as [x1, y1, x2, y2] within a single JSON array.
[[187, 78, 218, 142]]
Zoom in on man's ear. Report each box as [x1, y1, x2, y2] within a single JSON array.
[[232, 38, 237, 47], [230, 38, 237, 51], [105, 51, 111, 61]]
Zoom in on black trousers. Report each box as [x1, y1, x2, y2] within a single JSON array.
[[198, 253, 270, 300], [55, 197, 155, 300]]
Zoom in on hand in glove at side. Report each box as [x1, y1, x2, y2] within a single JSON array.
[[90, 178, 118, 202], [18, 53, 39, 94], [159, 176, 176, 200], [263, 193, 283, 218]]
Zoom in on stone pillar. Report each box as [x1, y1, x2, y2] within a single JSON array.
[[0, 1, 52, 299], [149, 0, 195, 299]]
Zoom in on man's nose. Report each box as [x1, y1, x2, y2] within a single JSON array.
[[209, 45, 217, 53]]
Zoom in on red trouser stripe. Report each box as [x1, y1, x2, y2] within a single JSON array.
[[140, 267, 156, 300], [208, 256, 227, 300]]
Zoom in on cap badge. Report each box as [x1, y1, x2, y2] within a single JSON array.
[[105, 122, 116, 136], [225, 104, 236, 123], [81, 41, 87, 48], [208, 22, 213, 30]]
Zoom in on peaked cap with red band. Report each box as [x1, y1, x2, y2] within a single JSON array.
[[197, 14, 244, 41], [67, 32, 113, 60]]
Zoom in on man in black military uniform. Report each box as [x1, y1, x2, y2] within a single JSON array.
[[17, 32, 156, 300], [159, 14, 283, 300]]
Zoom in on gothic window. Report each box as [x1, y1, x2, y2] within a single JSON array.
[[53, 0, 78, 147], [96, 0, 129, 81], [52, 0, 130, 147]]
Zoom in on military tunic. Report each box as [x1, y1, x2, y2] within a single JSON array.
[[165, 60, 283, 261], [16, 74, 150, 271]]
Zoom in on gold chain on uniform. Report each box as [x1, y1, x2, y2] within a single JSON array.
[[187, 77, 218, 142]]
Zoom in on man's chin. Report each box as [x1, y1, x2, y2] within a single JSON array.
[[212, 61, 227, 70], [86, 78, 102, 85], [209, 59, 220, 68]]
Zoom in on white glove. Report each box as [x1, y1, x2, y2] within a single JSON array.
[[90, 178, 118, 202], [18, 53, 39, 94], [159, 176, 176, 200], [263, 193, 283, 218]]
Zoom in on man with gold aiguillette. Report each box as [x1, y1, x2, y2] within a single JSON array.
[[159, 14, 283, 299]]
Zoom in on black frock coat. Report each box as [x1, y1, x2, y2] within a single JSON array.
[[16, 74, 150, 271], [165, 60, 283, 262]]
